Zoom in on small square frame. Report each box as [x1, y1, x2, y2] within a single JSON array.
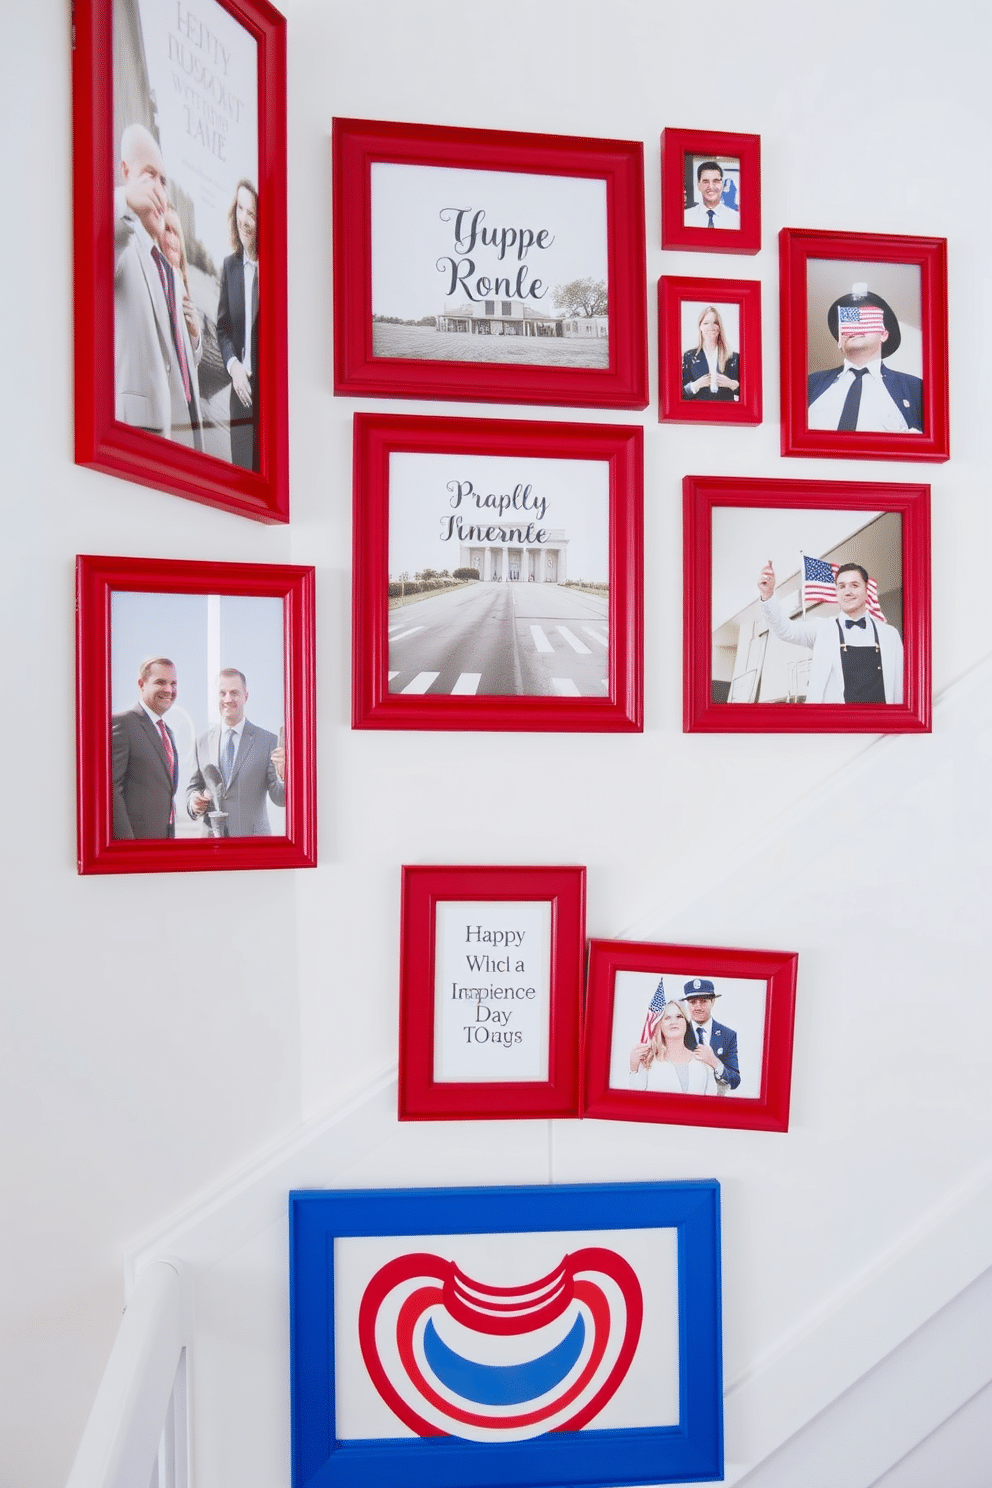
[[780, 227, 949, 462], [683, 474, 931, 734], [353, 413, 643, 733], [290, 1180, 724, 1488], [399, 865, 585, 1120], [659, 277, 762, 424], [76, 554, 316, 873], [333, 118, 648, 410], [581, 939, 798, 1132], [661, 129, 760, 254], [72, 0, 289, 521]]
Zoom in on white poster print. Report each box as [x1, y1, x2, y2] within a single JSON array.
[[434, 901, 551, 1082]]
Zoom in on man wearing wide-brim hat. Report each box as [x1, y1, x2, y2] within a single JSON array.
[[682, 979, 741, 1093], [807, 283, 923, 433]]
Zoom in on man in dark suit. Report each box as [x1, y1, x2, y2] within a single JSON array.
[[682, 979, 741, 1092], [216, 180, 259, 471], [186, 669, 285, 836], [807, 285, 923, 434], [112, 657, 180, 839]]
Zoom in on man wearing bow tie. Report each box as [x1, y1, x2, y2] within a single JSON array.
[[757, 561, 903, 704]]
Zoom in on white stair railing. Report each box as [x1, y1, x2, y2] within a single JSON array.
[[65, 1260, 188, 1488]]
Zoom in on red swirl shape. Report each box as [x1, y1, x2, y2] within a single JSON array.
[[357, 1247, 642, 1441]]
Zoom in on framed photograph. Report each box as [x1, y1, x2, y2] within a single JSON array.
[[780, 228, 949, 462], [72, 0, 289, 522], [333, 118, 648, 410], [290, 1179, 723, 1488], [661, 129, 760, 255], [398, 866, 585, 1121], [581, 940, 798, 1133], [353, 413, 643, 733], [76, 554, 316, 874], [659, 277, 762, 424], [683, 475, 931, 734]]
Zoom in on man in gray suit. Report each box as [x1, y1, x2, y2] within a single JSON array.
[[186, 670, 285, 836], [112, 657, 180, 839], [114, 124, 203, 448]]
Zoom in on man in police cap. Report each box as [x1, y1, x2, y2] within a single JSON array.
[[807, 283, 923, 434], [682, 979, 741, 1092]]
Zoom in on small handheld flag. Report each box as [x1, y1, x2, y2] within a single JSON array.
[[639, 978, 667, 1043]]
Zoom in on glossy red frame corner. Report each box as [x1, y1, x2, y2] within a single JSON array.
[[76, 554, 316, 874], [352, 413, 643, 732], [779, 228, 949, 463], [683, 475, 931, 735], [399, 865, 586, 1120], [333, 118, 648, 410], [659, 277, 762, 425], [72, 0, 289, 521], [661, 129, 761, 255], [581, 939, 798, 1133]]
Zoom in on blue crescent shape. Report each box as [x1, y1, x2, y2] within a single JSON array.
[[422, 1314, 586, 1406]]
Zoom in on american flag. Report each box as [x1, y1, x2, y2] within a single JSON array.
[[639, 977, 667, 1043], [802, 554, 886, 622], [838, 303, 886, 336]]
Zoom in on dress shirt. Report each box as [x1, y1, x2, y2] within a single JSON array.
[[693, 1018, 726, 1080], [683, 200, 739, 229], [219, 717, 246, 763], [808, 358, 914, 432]]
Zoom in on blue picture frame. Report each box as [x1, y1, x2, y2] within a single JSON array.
[[290, 1181, 723, 1488]]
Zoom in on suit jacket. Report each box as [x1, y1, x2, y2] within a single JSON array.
[[112, 704, 178, 839], [761, 597, 904, 704], [186, 719, 284, 837], [216, 249, 259, 470], [703, 1020, 741, 1091], [113, 189, 203, 448], [807, 363, 924, 432], [682, 347, 740, 400]]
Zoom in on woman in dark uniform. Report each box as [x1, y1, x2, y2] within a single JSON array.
[[681, 304, 740, 401]]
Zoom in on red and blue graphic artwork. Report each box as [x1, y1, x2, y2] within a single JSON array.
[[358, 1247, 643, 1442]]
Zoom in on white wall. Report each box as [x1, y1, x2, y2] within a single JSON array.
[[3, 1, 990, 1484]]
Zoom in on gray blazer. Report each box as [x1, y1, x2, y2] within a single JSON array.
[[112, 704, 178, 839], [186, 720, 285, 837]]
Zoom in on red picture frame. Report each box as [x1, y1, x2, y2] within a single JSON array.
[[72, 0, 289, 522], [659, 276, 762, 424], [661, 129, 761, 255], [780, 228, 949, 462], [76, 554, 316, 874], [683, 475, 931, 734], [333, 118, 648, 410], [581, 939, 798, 1133], [399, 865, 586, 1121], [352, 413, 643, 732]]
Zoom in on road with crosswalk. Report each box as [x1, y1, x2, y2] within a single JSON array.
[[388, 582, 609, 697]]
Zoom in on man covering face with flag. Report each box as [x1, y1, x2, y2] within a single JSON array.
[[807, 283, 923, 434]]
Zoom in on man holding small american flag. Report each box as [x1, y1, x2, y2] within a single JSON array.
[[807, 284, 923, 434]]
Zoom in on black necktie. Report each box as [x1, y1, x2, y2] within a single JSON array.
[[706, 209, 715, 228], [837, 367, 868, 431], [845, 617, 867, 630]]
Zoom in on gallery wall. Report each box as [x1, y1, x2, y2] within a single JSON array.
[[3, 0, 991, 1484]]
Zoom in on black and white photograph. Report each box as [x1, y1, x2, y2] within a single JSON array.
[[113, 0, 262, 469], [608, 970, 765, 1100], [370, 163, 609, 369], [710, 505, 904, 705], [387, 450, 610, 698], [683, 153, 741, 230], [806, 260, 924, 436], [680, 300, 741, 403], [111, 590, 285, 839]]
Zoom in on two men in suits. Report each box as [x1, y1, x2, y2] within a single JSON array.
[[216, 181, 260, 471], [112, 658, 180, 839], [807, 285, 923, 434], [114, 125, 203, 448], [186, 670, 285, 836]]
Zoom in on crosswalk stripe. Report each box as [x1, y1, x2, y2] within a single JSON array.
[[390, 625, 424, 641], [551, 677, 581, 696], [529, 625, 554, 653], [582, 627, 609, 648], [450, 673, 482, 695], [557, 626, 592, 654], [400, 671, 440, 694]]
